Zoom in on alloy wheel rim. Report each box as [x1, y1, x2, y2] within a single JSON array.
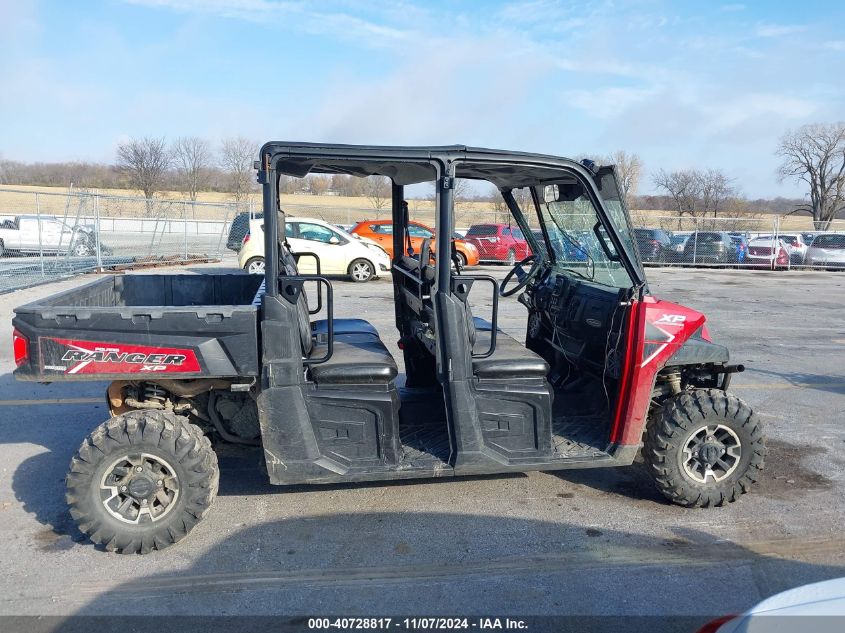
[[248, 260, 265, 274], [353, 262, 372, 280], [681, 424, 742, 483], [100, 453, 180, 524]]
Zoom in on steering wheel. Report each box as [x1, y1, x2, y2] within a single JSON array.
[[499, 254, 541, 297]]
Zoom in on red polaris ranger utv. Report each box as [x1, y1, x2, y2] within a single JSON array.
[[11, 143, 765, 554]]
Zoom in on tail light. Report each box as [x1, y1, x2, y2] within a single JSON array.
[[791, 240, 800, 247], [13, 328, 29, 367], [695, 614, 738, 633], [242, 233, 251, 246], [776, 248, 788, 264]]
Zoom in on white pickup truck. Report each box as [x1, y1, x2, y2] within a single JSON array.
[[0, 215, 96, 257]]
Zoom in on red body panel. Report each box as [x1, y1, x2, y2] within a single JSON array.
[[610, 296, 707, 446], [38, 337, 201, 376]]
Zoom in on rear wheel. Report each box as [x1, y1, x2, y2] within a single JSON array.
[[244, 256, 265, 274], [66, 410, 219, 554], [643, 389, 765, 507], [348, 258, 375, 282]]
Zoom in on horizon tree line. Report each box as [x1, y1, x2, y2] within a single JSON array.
[[1, 122, 842, 228]]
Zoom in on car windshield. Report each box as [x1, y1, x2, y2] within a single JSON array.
[[534, 184, 633, 289], [812, 234, 845, 248], [466, 225, 498, 236]]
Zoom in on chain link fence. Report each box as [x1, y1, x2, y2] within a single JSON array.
[[0, 188, 243, 294], [626, 213, 845, 270], [3, 186, 844, 294], [272, 200, 845, 270]]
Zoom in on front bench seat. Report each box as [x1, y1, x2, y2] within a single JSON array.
[[470, 317, 549, 379]]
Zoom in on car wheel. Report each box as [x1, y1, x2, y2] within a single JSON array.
[[244, 257, 265, 274], [643, 389, 765, 507], [72, 241, 91, 257], [505, 249, 516, 266], [66, 410, 219, 554], [455, 251, 467, 268], [349, 258, 375, 282]]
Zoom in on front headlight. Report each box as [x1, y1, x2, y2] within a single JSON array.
[[365, 242, 389, 258]]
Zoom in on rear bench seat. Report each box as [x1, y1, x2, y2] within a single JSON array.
[[471, 317, 548, 379], [263, 249, 398, 386], [309, 332, 398, 385]]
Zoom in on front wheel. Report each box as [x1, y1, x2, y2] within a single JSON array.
[[66, 410, 219, 554], [244, 256, 265, 274], [348, 258, 375, 282], [643, 389, 765, 507]]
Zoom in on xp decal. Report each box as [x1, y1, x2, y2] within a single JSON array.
[[39, 337, 201, 375]]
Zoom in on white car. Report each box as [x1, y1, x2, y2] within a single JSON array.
[[804, 233, 845, 268], [699, 577, 845, 632], [746, 236, 791, 270], [775, 232, 809, 264], [0, 215, 96, 257], [238, 216, 390, 282]]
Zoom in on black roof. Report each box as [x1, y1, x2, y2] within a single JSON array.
[[260, 142, 589, 188]]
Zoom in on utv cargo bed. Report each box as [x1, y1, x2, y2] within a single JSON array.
[[12, 274, 263, 380]]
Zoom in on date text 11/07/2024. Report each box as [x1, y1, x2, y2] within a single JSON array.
[[308, 618, 529, 630]]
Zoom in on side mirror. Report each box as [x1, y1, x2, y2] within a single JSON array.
[[329, 236, 340, 245], [543, 184, 559, 203]]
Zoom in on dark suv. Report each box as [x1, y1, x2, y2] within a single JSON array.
[[683, 231, 738, 264], [633, 228, 672, 263]]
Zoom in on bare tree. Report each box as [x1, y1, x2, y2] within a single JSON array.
[[220, 137, 259, 202], [116, 137, 171, 214], [172, 136, 212, 202], [652, 169, 700, 228], [777, 122, 845, 230], [608, 150, 642, 208], [306, 175, 331, 196], [365, 176, 391, 217], [696, 168, 736, 218]]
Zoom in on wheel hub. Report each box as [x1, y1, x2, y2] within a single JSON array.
[[698, 442, 724, 466], [126, 475, 156, 500], [100, 453, 179, 524], [682, 424, 742, 484]]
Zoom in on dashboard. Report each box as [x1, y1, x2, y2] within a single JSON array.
[[529, 269, 625, 375]]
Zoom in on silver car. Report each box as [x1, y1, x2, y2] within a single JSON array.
[[804, 233, 845, 268]]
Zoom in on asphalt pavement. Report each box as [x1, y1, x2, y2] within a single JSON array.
[[0, 259, 843, 628]]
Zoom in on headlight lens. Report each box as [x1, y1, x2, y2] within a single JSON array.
[[365, 242, 390, 258]]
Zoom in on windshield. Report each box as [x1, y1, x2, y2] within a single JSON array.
[[466, 224, 498, 236], [534, 184, 634, 289]]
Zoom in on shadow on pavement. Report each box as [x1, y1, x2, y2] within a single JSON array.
[[743, 367, 845, 395], [42, 513, 845, 632]]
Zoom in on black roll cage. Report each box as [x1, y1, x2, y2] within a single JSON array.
[[256, 143, 646, 303]]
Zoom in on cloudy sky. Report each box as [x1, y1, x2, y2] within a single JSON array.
[[1, 0, 843, 196]]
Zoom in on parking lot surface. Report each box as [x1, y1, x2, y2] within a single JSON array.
[[0, 261, 844, 625]]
